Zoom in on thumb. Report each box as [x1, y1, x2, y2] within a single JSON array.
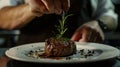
[[71, 31, 82, 41]]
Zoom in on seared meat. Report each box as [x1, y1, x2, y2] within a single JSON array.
[[44, 37, 76, 57]]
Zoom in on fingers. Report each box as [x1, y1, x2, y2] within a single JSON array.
[[37, 0, 63, 14], [79, 27, 89, 42], [44, 0, 70, 14], [93, 32, 103, 43], [28, 0, 70, 16], [72, 26, 104, 43], [61, 0, 70, 12], [35, 0, 48, 12], [41, 0, 55, 14], [71, 26, 85, 41], [79, 27, 103, 43], [86, 28, 103, 43], [71, 31, 82, 41], [53, 0, 62, 14], [28, 0, 49, 16]]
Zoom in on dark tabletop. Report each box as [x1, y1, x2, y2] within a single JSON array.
[[5, 58, 120, 67]]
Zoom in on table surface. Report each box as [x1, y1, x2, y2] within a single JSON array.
[[0, 48, 120, 67]]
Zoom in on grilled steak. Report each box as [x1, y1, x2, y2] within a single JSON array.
[[44, 37, 76, 57]]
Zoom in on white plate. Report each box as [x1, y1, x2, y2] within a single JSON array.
[[5, 42, 120, 63]]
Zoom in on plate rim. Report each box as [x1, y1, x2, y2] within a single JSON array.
[[5, 42, 120, 63]]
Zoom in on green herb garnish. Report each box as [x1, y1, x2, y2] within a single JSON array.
[[55, 12, 73, 39]]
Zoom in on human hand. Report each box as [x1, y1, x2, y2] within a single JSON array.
[[71, 21, 104, 43], [25, 0, 70, 16]]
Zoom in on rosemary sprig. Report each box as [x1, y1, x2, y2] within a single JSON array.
[[55, 12, 73, 39]]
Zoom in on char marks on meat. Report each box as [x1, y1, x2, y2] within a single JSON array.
[[44, 37, 76, 57]]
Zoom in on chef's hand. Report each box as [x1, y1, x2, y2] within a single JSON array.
[[71, 21, 105, 43], [26, 0, 70, 16]]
